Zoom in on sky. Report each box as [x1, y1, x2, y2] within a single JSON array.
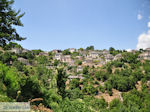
[[13, 0, 150, 51]]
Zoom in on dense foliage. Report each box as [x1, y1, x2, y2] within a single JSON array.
[[0, 0, 26, 47], [0, 45, 150, 112]]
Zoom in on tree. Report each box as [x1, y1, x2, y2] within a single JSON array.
[[53, 59, 59, 66], [109, 99, 124, 111], [86, 46, 94, 50], [62, 49, 71, 55], [66, 88, 83, 100], [109, 47, 115, 52], [0, 0, 26, 47], [109, 47, 122, 56], [69, 79, 80, 89], [83, 66, 89, 75], [0, 52, 13, 64], [79, 48, 83, 51], [104, 81, 113, 95], [3, 42, 22, 50], [32, 49, 43, 55], [76, 60, 82, 65], [60, 98, 90, 112], [121, 52, 139, 64], [83, 84, 98, 95], [20, 51, 34, 60], [36, 55, 48, 65], [57, 68, 67, 98], [99, 85, 105, 93], [0, 63, 21, 98], [93, 98, 108, 110], [21, 76, 43, 101], [12, 61, 24, 71]]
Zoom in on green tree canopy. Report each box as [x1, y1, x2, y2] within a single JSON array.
[[62, 49, 71, 55], [0, 0, 26, 47], [86, 46, 94, 51]]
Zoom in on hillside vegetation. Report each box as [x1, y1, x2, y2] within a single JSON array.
[[0, 44, 150, 112]]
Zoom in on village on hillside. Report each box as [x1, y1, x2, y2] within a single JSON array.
[[1, 44, 150, 111], [2, 46, 150, 81]]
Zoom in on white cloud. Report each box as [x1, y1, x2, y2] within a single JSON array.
[[137, 14, 143, 20], [137, 30, 150, 50], [148, 22, 150, 28]]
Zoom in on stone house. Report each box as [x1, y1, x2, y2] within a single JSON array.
[[22, 49, 30, 53], [83, 58, 93, 64], [99, 60, 106, 65], [39, 52, 49, 56], [114, 54, 122, 61], [54, 53, 63, 60], [61, 55, 73, 63], [88, 51, 99, 58], [68, 75, 84, 81], [54, 54, 74, 65], [76, 56, 82, 60], [83, 58, 93, 66], [102, 50, 109, 55], [145, 48, 150, 52], [79, 51, 88, 57], [104, 54, 114, 62], [68, 61, 75, 66], [93, 57, 106, 65], [10, 48, 22, 54], [52, 49, 62, 54], [77, 66, 83, 72], [138, 48, 150, 60], [138, 52, 150, 60], [18, 57, 30, 65]]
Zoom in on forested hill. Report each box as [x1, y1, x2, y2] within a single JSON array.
[[0, 43, 150, 112]]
